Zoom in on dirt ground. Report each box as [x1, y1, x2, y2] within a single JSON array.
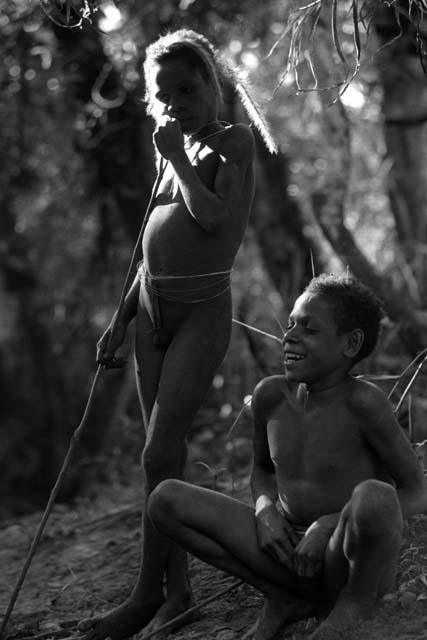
[[1, 471, 427, 640]]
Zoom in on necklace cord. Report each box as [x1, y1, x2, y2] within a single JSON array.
[[184, 121, 230, 150]]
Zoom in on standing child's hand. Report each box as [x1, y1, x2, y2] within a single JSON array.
[[255, 503, 300, 571], [96, 319, 127, 367], [293, 524, 331, 578], [153, 116, 185, 160]]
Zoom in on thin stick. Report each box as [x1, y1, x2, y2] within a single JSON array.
[[387, 346, 427, 400], [394, 353, 427, 415], [140, 580, 243, 640], [232, 318, 282, 343], [0, 163, 166, 640], [106, 159, 167, 344], [226, 397, 252, 440], [0, 365, 103, 639], [310, 248, 316, 278], [269, 306, 286, 339]]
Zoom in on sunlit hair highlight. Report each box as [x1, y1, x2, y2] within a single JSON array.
[[143, 29, 278, 154], [304, 274, 384, 363]]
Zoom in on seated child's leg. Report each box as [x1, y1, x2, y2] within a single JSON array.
[[150, 480, 322, 640], [313, 479, 403, 639], [149, 479, 324, 602]]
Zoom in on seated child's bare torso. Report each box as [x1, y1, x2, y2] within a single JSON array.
[[260, 374, 392, 527]]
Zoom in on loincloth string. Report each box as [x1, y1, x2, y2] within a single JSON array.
[[137, 262, 231, 346]]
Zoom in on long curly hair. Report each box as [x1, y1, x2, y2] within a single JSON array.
[[143, 29, 277, 154]]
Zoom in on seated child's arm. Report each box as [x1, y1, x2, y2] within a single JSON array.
[[154, 119, 254, 233], [251, 378, 300, 569], [251, 382, 276, 503], [355, 381, 427, 518]]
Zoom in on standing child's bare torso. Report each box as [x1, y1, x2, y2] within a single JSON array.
[[137, 124, 254, 345], [142, 127, 254, 278]]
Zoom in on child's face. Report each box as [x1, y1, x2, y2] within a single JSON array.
[[148, 57, 218, 135], [283, 292, 352, 389]]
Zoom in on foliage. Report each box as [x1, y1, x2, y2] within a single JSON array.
[[1, 0, 427, 520]]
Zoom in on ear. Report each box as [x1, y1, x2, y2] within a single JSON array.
[[343, 328, 364, 359]]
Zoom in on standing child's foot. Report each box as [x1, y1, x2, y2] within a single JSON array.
[[136, 591, 194, 639], [77, 595, 162, 640]]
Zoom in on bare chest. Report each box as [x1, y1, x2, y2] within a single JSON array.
[[267, 402, 370, 482]]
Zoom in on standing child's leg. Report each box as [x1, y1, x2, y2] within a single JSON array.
[[312, 479, 403, 639], [79, 293, 232, 640], [142, 293, 233, 633]]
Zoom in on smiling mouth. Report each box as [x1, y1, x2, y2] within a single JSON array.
[[284, 352, 306, 364]]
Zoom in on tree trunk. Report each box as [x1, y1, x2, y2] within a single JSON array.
[[307, 16, 427, 354], [373, 0, 427, 302]]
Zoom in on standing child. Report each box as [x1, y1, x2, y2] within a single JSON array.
[[149, 274, 427, 640], [78, 29, 276, 640]]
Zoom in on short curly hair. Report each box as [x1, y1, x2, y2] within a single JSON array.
[[304, 274, 384, 363]]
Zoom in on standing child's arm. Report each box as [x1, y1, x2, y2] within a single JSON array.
[[96, 276, 140, 366], [153, 118, 254, 233]]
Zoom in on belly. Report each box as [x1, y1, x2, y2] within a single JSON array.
[[276, 457, 388, 525], [142, 202, 236, 275]]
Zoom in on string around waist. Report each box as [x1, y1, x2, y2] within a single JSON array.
[[137, 262, 231, 280], [137, 262, 232, 304]]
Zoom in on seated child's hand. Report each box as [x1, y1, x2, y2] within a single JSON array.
[[255, 503, 300, 571], [293, 524, 331, 579]]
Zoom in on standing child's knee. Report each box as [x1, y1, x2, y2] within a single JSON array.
[[142, 441, 182, 489]]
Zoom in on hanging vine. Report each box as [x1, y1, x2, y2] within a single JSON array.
[[39, 0, 99, 29], [269, 0, 427, 94]]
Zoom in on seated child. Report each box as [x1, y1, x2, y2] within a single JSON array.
[[148, 274, 427, 640]]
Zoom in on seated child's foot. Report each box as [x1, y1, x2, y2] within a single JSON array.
[[309, 598, 373, 640], [77, 595, 162, 640], [243, 590, 318, 640], [139, 591, 194, 640]]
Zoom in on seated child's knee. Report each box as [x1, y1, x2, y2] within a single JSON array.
[[351, 479, 402, 532], [148, 479, 181, 526]]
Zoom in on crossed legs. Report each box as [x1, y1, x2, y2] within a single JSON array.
[[149, 478, 403, 640]]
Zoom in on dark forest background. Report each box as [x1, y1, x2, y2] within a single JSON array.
[[2, 0, 427, 521]]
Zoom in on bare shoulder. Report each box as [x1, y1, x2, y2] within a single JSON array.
[[347, 376, 396, 429], [252, 374, 288, 420], [217, 123, 255, 160]]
